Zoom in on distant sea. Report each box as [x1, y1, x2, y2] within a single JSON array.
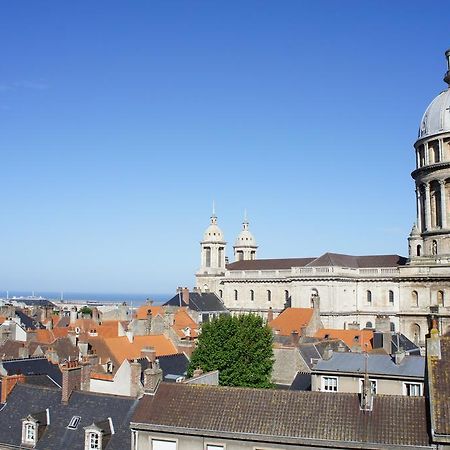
[[0, 291, 172, 306]]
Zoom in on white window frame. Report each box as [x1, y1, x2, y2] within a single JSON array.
[[88, 432, 100, 450], [205, 444, 226, 450], [151, 438, 178, 450], [23, 422, 36, 443], [359, 378, 377, 395], [403, 382, 423, 396], [321, 376, 338, 392]]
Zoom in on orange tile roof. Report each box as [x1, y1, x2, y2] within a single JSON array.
[[34, 329, 55, 344], [315, 329, 374, 351], [96, 321, 120, 338], [0, 316, 6, 325], [136, 305, 163, 320], [91, 372, 114, 381], [103, 335, 177, 364], [171, 308, 199, 338], [268, 308, 314, 336], [52, 327, 69, 338]]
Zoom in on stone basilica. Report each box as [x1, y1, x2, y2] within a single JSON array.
[[195, 50, 450, 346]]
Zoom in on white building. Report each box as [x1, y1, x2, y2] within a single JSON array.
[[195, 50, 450, 346]]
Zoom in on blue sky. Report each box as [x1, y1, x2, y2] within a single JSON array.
[[0, 1, 449, 294]]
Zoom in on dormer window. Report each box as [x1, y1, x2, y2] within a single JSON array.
[[24, 422, 36, 444], [89, 432, 100, 450]]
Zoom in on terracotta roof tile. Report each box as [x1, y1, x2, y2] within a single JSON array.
[[268, 308, 314, 336], [136, 305, 163, 320], [34, 329, 55, 344], [172, 309, 198, 339], [103, 335, 177, 364], [315, 329, 373, 351]]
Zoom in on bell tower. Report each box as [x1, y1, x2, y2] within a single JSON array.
[[233, 214, 258, 262], [410, 50, 450, 264]]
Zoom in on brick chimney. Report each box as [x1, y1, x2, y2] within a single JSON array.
[[141, 346, 156, 362], [130, 360, 142, 397], [267, 307, 274, 323], [0, 373, 25, 403], [182, 287, 190, 305], [394, 348, 406, 365], [143, 359, 162, 394], [193, 367, 203, 378], [291, 331, 300, 346], [61, 361, 81, 404], [70, 307, 77, 325]]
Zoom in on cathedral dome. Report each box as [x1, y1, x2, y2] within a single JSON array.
[[418, 49, 450, 140], [418, 88, 450, 139], [234, 221, 257, 247], [203, 215, 225, 242]]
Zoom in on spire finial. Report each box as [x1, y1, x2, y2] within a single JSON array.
[[212, 200, 216, 216], [444, 49, 450, 86], [244, 209, 248, 222]]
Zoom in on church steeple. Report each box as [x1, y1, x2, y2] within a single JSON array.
[[234, 212, 258, 262]]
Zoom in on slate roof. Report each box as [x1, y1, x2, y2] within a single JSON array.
[[289, 372, 312, 391], [373, 332, 421, 355], [313, 353, 425, 379], [0, 384, 138, 449], [1, 357, 62, 386], [131, 383, 432, 448], [164, 292, 228, 313], [299, 340, 350, 369], [428, 336, 450, 441], [226, 253, 407, 271], [137, 353, 190, 383], [15, 310, 44, 330]]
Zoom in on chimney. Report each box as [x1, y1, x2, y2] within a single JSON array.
[[130, 360, 142, 397], [382, 332, 392, 355], [337, 340, 347, 352], [140, 346, 156, 362], [80, 360, 93, 391], [427, 328, 442, 359], [267, 307, 274, 323], [347, 321, 360, 330], [18, 344, 29, 359], [322, 345, 333, 360], [394, 348, 406, 365], [375, 315, 391, 333], [291, 331, 300, 346], [92, 307, 99, 323], [61, 361, 81, 404], [143, 359, 162, 394], [70, 307, 77, 325], [360, 372, 373, 412], [46, 347, 59, 364], [0, 373, 25, 403], [182, 287, 190, 305]]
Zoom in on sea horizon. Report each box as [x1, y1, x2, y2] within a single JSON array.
[[0, 290, 173, 306]]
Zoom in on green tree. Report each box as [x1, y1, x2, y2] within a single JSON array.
[[188, 314, 274, 388], [79, 306, 92, 316]]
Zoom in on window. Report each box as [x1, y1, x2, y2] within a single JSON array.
[[390, 322, 396, 332], [205, 247, 211, 267], [416, 244, 421, 256], [412, 290, 419, 307], [366, 290, 372, 304], [152, 439, 177, 450], [322, 376, 338, 392], [67, 416, 81, 430], [388, 290, 394, 304], [359, 378, 377, 395], [237, 250, 244, 261], [89, 432, 100, 450], [404, 382, 422, 397], [432, 240, 438, 255], [250, 290, 254, 301], [267, 290, 271, 302], [218, 290, 223, 298], [206, 445, 224, 450], [24, 423, 35, 443], [365, 321, 373, 328], [437, 290, 444, 306], [234, 290, 238, 301], [284, 290, 289, 301]]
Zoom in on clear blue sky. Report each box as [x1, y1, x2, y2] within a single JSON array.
[[0, 1, 449, 294]]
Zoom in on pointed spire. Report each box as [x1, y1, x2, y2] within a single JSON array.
[[211, 201, 217, 224], [444, 49, 450, 86], [243, 209, 249, 230]]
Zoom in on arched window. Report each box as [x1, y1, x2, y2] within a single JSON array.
[[284, 290, 289, 301], [365, 321, 373, 329], [234, 290, 238, 301], [437, 290, 444, 306], [366, 290, 372, 304], [218, 289, 223, 298], [412, 290, 419, 307], [250, 290, 254, 301], [205, 247, 211, 267], [390, 322, 396, 332], [411, 323, 421, 345], [417, 244, 421, 256], [267, 290, 271, 302], [389, 290, 394, 304]]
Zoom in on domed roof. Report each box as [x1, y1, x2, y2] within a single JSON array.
[[234, 220, 257, 248], [418, 88, 450, 139], [418, 49, 450, 140], [202, 215, 225, 243]]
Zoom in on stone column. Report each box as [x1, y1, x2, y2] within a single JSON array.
[[439, 139, 443, 162], [425, 143, 430, 165], [416, 187, 422, 232], [424, 182, 431, 230], [440, 180, 447, 228]]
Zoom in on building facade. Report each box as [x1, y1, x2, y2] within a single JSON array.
[[195, 50, 450, 346]]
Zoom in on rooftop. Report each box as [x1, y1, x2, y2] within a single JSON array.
[[268, 308, 314, 336]]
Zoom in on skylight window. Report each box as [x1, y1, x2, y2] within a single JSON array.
[[67, 416, 81, 430]]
